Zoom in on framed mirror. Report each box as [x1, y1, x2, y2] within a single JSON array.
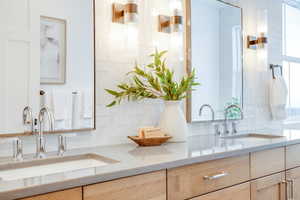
[[0, 0, 95, 135], [185, 0, 243, 123]]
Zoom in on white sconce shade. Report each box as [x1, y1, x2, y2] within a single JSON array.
[[170, 0, 182, 11], [124, 0, 138, 24], [171, 9, 183, 33], [158, 9, 183, 33], [247, 9, 268, 50], [258, 9, 268, 34]]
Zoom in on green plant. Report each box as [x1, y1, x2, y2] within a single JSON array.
[[224, 97, 242, 120], [105, 50, 200, 107]]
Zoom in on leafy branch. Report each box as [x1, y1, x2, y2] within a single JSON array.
[[105, 50, 200, 107]]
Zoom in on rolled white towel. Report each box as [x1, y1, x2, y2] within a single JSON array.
[[72, 91, 82, 129], [52, 91, 72, 129], [83, 90, 93, 119]]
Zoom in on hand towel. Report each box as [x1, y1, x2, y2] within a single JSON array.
[[52, 91, 72, 129], [72, 91, 82, 129], [269, 76, 288, 120]]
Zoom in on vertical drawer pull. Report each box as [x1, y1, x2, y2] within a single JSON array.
[[203, 172, 229, 180], [287, 180, 294, 200]]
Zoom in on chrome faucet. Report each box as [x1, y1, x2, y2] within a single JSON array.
[[36, 107, 54, 159], [199, 104, 215, 121], [223, 105, 243, 135], [199, 104, 221, 135], [23, 106, 34, 132]]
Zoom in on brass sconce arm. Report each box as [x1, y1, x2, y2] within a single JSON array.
[[247, 33, 268, 49], [112, 2, 138, 24]]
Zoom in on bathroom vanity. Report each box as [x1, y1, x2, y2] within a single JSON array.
[[0, 0, 298, 199], [0, 130, 300, 200]]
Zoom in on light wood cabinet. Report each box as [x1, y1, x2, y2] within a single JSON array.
[[250, 172, 286, 200], [286, 144, 300, 169], [83, 170, 166, 200], [20, 188, 82, 200], [18, 144, 300, 200], [167, 155, 250, 200], [191, 183, 250, 200], [286, 167, 300, 200], [250, 147, 285, 179]]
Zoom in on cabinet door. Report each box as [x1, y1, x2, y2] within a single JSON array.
[[0, 0, 40, 134], [84, 170, 166, 200], [250, 148, 285, 179], [251, 172, 286, 200], [20, 188, 82, 200], [191, 183, 250, 200], [286, 167, 300, 200]]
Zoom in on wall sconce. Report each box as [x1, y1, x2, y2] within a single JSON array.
[[158, 15, 171, 33], [112, 0, 138, 24], [158, 9, 182, 33], [247, 33, 268, 50]]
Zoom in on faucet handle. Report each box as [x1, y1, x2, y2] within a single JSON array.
[[23, 106, 34, 132], [13, 138, 23, 161], [36, 135, 46, 159], [232, 121, 239, 134], [213, 124, 221, 136], [223, 121, 230, 135], [58, 135, 67, 156]]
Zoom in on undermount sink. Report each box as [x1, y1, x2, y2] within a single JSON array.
[[221, 133, 285, 139], [0, 154, 118, 181]]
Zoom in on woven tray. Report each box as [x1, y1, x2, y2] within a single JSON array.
[[128, 135, 172, 146]]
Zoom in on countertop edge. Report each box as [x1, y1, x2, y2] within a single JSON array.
[[2, 137, 300, 200]]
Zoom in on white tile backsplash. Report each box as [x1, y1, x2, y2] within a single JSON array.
[[0, 0, 288, 157]]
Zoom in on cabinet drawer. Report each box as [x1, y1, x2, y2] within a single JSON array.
[[83, 170, 166, 200], [250, 147, 285, 179], [20, 188, 82, 200], [190, 183, 250, 200], [167, 155, 250, 200], [286, 144, 300, 169]]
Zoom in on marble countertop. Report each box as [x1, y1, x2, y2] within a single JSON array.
[[2, 129, 300, 199]]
